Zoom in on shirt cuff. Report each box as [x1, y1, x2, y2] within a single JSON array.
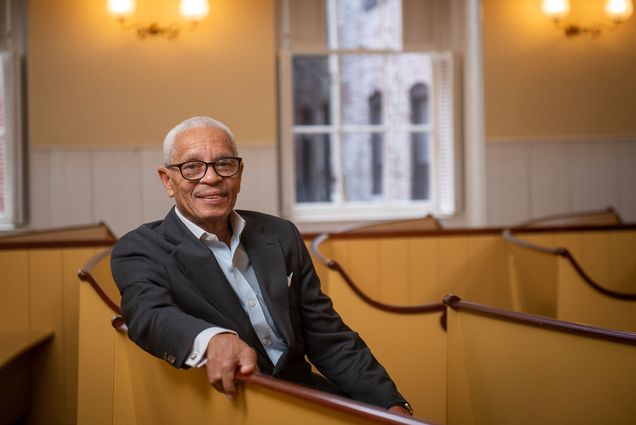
[[185, 327, 237, 368]]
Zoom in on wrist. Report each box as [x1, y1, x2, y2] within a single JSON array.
[[390, 402, 413, 416]]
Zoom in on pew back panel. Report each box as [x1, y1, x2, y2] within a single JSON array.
[[445, 298, 636, 425], [558, 257, 636, 332], [0, 247, 103, 424], [506, 227, 636, 332], [323, 266, 447, 425], [326, 233, 512, 308]]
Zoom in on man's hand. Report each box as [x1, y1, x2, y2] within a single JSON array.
[[205, 333, 258, 400]]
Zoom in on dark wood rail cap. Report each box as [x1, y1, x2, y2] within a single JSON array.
[[502, 229, 636, 300], [443, 295, 636, 345], [77, 248, 121, 315], [512, 206, 623, 229], [0, 222, 117, 250], [240, 373, 433, 424]]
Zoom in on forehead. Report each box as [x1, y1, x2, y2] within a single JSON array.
[[173, 127, 235, 159]]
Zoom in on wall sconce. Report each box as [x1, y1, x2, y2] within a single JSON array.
[[107, 0, 210, 39], [542, 0, 633, 38]]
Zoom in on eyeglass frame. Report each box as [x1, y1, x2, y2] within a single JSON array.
[[165, 156, 243, 181]]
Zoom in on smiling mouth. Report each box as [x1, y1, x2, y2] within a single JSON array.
[[194, 188, 229, 200]]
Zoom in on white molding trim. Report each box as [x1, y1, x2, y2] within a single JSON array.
[[462, 0, 487, 227]]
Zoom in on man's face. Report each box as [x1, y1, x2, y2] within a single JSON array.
[[158, 127, 242, 231]]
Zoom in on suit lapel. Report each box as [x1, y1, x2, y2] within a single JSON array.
[[159, 210, 269, 360], [241, 220, 293, 347]]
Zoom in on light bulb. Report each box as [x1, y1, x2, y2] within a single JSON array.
[[542, 0, 570, 20], [605, 0, 634, 21], [180, 0, 210, 22], [107, 0, 136, 19]]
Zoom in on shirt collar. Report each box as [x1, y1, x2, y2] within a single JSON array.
[[174, 207, 246, 243]]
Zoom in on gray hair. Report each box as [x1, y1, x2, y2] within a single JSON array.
[[163, 116, 237, 164]]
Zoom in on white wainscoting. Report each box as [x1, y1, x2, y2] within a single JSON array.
[[28, 139, 636, 236], [29, 145, 279, 237], [486, 139, 636, 226]]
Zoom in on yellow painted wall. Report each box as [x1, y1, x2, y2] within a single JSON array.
[[483, 0, 636, 139], [28, 0, 277, 147]]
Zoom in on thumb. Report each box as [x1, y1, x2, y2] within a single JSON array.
[[237, 349, 257, 375]]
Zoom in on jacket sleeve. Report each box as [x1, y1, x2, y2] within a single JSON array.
[[110, 230, 214, 368], [283, 220, 408, 409]]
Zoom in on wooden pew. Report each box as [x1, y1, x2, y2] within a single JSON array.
[[312, 228, 514, 310], [0, 223, 116, 425], [0, 331, 54, 425], [77, 249, 434, 425], [503, 225, 636, 332], [311, 235, 448, 425], [444, 295, 636, 425]]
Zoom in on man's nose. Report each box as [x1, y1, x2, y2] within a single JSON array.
[[200, 165, 221, 183]]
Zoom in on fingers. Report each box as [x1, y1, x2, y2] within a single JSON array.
[[205, 333, 257, 400]]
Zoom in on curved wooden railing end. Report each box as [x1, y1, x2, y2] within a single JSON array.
[[77, 248, 122, 315], [311, 233, 445, 317], [502, 229, 636, 300]]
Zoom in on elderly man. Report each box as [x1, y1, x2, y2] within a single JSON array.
[[111, 116, 412, 415]]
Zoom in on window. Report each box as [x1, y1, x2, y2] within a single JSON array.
[[0, 0, 26, 230], [279, 0, 460, 222]]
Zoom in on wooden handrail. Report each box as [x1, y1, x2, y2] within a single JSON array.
[[311, 234, 445, 315], [502, 228, 636, 300], [241, 373, 432, 425], [443, 294, 636, 345], [0, 222, 116, 250], [77, 248, 121, 315], [513, 206, 623, 229]]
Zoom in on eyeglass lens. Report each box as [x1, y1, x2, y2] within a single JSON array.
[[180, 158, 240, 180]]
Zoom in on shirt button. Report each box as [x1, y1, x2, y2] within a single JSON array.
[[248, 299, 257, 308], [261, 338, 270, 346]]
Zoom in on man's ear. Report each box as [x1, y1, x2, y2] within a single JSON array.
[[157, 167, 175, 198]]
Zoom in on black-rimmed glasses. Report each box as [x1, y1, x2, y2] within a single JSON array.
[[166, 157, 242, 180]]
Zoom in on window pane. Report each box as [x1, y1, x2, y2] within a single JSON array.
[[410, 132, 430, 200], [386, 54, 432, 127], [342, 132, 383, 201], [340, 55, 384, 125], [295, 134, 332, 203], [335, 0, 402, 50], [293, 56, 331, 126]]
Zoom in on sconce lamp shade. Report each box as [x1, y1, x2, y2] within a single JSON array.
[[605, 0, 634, 21], [107, 0, 136, 19], [542, 0, 571, 20], [180, 0, 210, 21]]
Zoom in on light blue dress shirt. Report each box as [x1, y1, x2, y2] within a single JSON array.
[[175, 208, 287, 367]]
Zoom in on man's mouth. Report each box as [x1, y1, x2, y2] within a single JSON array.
[[194, 188, 229, 200]]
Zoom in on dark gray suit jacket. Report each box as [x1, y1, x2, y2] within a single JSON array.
[[111, 208, 406, 408]]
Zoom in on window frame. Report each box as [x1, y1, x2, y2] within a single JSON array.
[[278, 0, 461, 224], [0, 51, 24, 230], [0, 0, 26, 230]]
